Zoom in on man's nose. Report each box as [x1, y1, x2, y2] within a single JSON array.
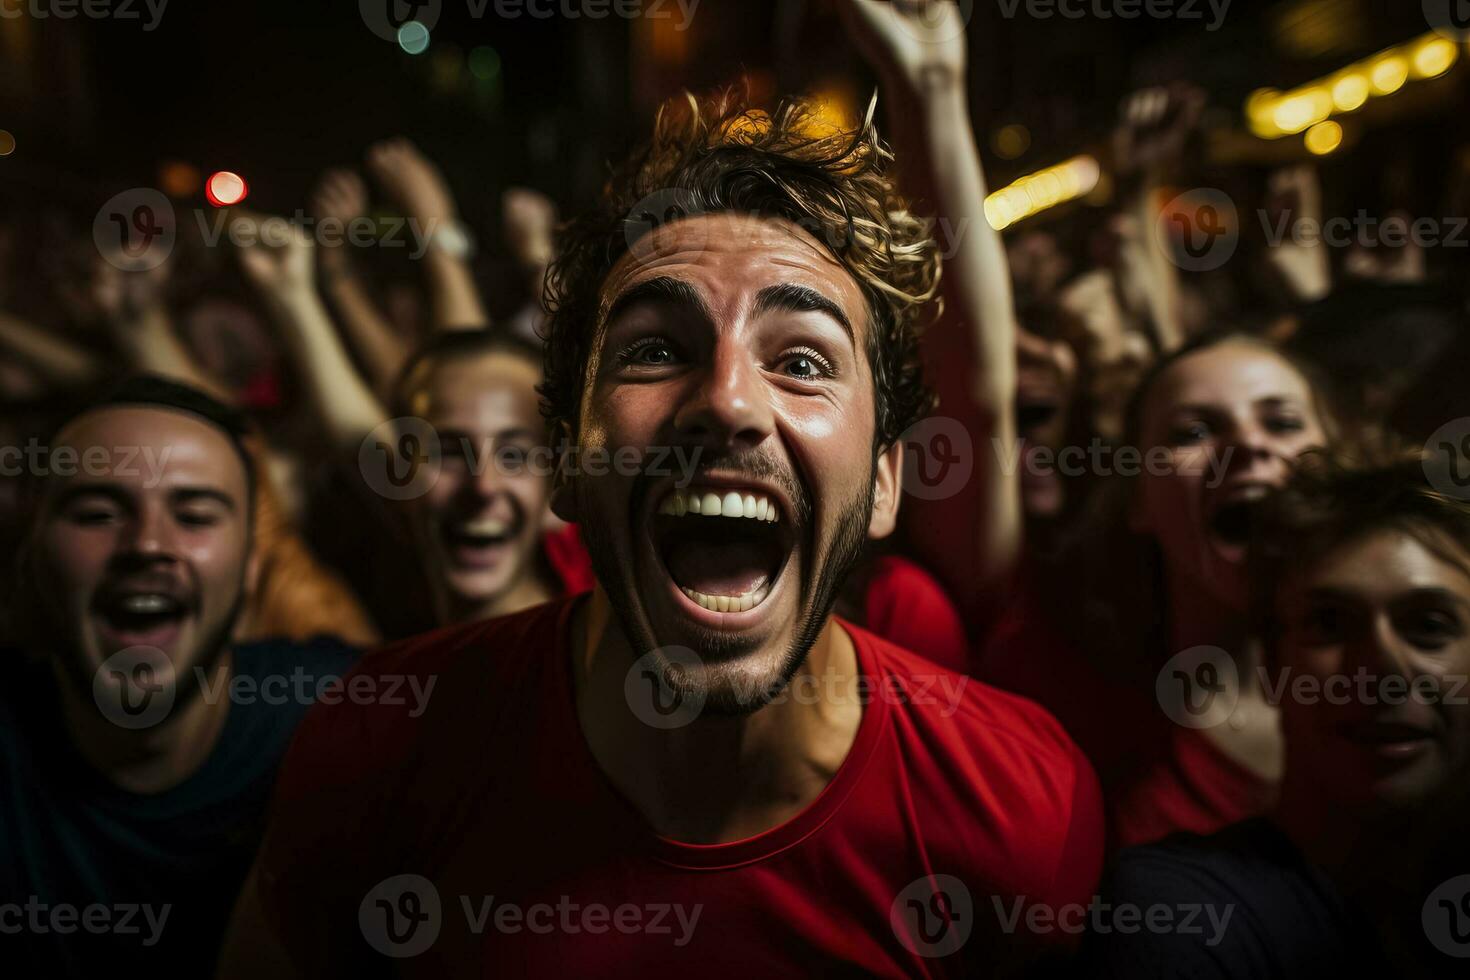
[[673, 340, 776, 452], [119, 501, 173, 557]]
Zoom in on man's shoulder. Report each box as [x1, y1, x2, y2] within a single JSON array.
[[848, 621, 1105, 902], [851, 619, 1093, 775], [273, 599, 572, 799]]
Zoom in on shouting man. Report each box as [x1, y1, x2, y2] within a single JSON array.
[[0, 376, 358, 975], [221, 91, 1103, 978]]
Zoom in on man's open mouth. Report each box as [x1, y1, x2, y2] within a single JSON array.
[[650, 486, 795, 615], [92, 585, 192, 650]]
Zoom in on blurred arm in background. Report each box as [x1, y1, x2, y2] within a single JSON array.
[[236, 216, 387, 454], [368, 137, 490, 331], [840, 0, 1022, 615], [310, 168, 412, 395]]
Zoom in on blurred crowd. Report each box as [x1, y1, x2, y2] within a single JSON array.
[[2, 1, 1469, 977]]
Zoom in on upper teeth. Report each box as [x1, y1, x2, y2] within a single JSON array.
[[657, 489, 779, 522], [121, 595, 173, 613], [460, 518, 510, 536]]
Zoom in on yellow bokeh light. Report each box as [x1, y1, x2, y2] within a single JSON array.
[[1411, 38, 1458, 78], [1304, 120, 1342, 156], [1369, 56, 1408, 94], [1331, 74, 1369, 112], [0, 130, 14, 157]]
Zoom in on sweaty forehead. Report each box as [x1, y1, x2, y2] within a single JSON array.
[[600, 212, 868, 328]]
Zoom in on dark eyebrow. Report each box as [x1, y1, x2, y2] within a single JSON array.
[[752, 283, 854, 344], [51, 483, 132, 510], [604, 276, 713, 328]]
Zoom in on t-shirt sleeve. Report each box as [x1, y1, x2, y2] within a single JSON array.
[[862, 556, 972, 674], [1078, 845, 1266, 980]]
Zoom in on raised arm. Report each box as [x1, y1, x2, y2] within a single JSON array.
[[367, 137, 489, 331], [236, 218, 386, 452], [310, 168, 412, 394], [840, 0, 1022, 610], [0, 309, 101, 387]]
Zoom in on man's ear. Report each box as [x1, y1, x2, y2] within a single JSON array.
[[868, 439, 903, 540], [548, 424, 579, 523]]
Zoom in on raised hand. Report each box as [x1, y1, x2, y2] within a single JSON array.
[[1113, 83, 1206, 180], [838, 0, 968, 92], [92, 248, 171, 323], [236, 217, 316, 299], [502, 187, 556, 271], [366, 137, 457, 224], [310, 169, 369, 227]]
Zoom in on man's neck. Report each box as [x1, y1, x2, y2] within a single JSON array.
[[53, 657, 234, 795], [571, 588, 864, 844]]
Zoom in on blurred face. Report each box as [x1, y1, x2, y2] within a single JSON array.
[[406, 352, 552, 620], [569, 213, 901, 714], [1133, 340, 1326, 609], [30, 407, 251, 700], [1276, 529, 1470, 812], [1016, 328, 1077, 517]]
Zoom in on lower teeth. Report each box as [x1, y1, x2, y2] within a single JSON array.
[[680, 583, 770, 613]]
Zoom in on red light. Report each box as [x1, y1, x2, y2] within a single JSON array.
[[205, 171, 248, 207]]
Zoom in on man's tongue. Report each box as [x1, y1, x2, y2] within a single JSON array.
[[665, 537, 771, 597]]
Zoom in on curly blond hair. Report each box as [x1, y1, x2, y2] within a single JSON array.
[[539, 90, 941, 450]]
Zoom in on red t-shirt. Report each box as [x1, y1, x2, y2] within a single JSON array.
[[978, 586, 1273, 849], [861, 555, 972, 676], [256, 598, 1104, 977]]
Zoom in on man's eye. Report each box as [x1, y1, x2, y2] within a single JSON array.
[[620, 338, 678, 367], [69, 508, 117, 526], [779, 349, 833, 380], [177, 510, 222, 528]]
